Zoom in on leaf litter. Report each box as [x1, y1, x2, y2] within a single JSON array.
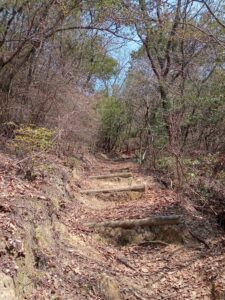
[[0, 152, 225, 299]]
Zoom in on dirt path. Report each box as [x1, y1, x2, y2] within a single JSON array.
[[59, 158, 225, 300], [1, 154, 225, 299]]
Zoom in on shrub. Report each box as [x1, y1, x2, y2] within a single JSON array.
[[96, 96, 128, 152], [13, 126, 54, 156], [10, 126, 55, 180]]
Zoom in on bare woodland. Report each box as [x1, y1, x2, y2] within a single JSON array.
[[0, 1, 224, 161], [0, 0, 225, 299]]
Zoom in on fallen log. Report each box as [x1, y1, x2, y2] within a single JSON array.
[[89, 172, 132, 180], [80, 184, 145, 195], [109, 167, 130, 173], [87, 215, 181, 229]]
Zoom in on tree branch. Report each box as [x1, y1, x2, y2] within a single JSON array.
[[45, 25, 140, 43], [193, 0, 225, 29]]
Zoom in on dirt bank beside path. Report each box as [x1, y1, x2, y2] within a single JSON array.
[[0, 152, 225, 299]]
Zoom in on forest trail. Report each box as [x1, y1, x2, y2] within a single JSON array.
[[59, 157, 223, 300], [0, 0, 224, 299], [1, 154, 225, 300]]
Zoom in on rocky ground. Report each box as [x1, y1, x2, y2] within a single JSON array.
[[0, 151, 225, 299]]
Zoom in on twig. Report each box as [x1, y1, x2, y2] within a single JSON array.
[[116, 255, 136, 271], [133, 291, 147, 300], [189, 230, 210, 249], [138, 240, 169, 246]]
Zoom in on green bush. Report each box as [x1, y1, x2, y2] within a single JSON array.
[[157, 156, 174, 169], [8, 125, 55, 180], [13, 125, 54, 156], [96, 96, 128, 152]]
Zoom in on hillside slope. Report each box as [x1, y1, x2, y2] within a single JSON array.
[[0, 152, 225, 299]]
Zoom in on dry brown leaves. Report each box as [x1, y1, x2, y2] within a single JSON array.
[[1, 153, 225, 299]]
